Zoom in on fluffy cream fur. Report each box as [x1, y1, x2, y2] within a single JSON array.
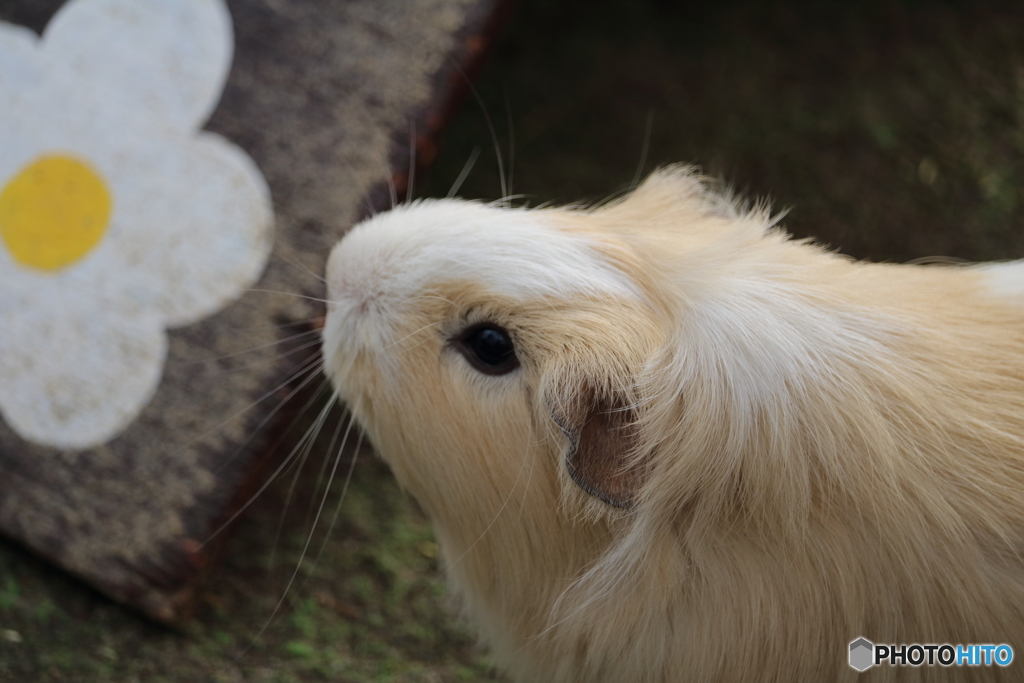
[[322, 167, 1024, 682]]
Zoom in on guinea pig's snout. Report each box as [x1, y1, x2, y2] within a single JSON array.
[[327, 274, 372, 315], [324, 231, 399, 320], [326, 252, 375, 315], [321, 233, 406, 389]]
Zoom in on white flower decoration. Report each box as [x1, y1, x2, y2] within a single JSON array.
[[0, 0, 274, 449]]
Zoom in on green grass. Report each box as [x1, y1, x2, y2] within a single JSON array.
[[0, 415, 500, 682], [425, 0, 1024, 264]]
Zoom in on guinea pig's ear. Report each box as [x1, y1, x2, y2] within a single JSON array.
[[550, 386, 648, 510]]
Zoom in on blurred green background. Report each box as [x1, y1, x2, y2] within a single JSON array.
[[4, 0, 1024, 681], [425, 0, 1024, 263]]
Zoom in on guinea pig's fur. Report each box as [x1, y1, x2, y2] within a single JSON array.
[[321, 166, 1024, 682]]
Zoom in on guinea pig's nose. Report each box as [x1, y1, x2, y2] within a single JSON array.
[[325, 245, 382, 315]]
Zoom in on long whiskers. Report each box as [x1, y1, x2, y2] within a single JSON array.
[[377, 157, 399, 210], [276, 250, 328, 284], [307, 427, 364, 572], [206, 338, 323, 377], [447, 146, 481, 199], [177, 329, 320, 368], [504, 87, 515, 208], [407, 119, 417, 205], [297, 416, 366, 597], [383, 320, 443, 351], [201, 370, 329, 544], [213, 354, 325, 474], [243, 288, 335, 304], [218, 316, 326, 333], [249, 397, 360, 647], [268, 386, 337, 571], [631, 109, 655, 191], [453, 62, 507, 203], [155, 352, 325, 486], [299, 400, 350, 540]]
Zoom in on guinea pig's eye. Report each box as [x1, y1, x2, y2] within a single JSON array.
[[453, 324, 520, 375]]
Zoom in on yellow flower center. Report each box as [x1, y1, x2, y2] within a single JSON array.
[[0, 154, 112, 271]]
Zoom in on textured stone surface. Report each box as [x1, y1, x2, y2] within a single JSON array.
[[0, 0, 507, 622]]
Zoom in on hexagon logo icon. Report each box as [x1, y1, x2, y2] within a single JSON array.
[[849, 637, 874, 672]]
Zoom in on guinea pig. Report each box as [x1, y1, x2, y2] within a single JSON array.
[[320, 166, 1024, 682]]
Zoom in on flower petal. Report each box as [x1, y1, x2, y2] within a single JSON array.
[[97, 132, 274, 326], [42, 0, 233, 132], [0, 302, 166, 450], [0, 20, 43, 92]]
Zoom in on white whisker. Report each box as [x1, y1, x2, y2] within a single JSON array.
[[268, 389, 337, 571], [177, 330, 320, 368], [161, 354, 323, 483], [630, 108, 655, 191], [255, 396, 358, 644], [243, 288, 334, 304], [302, 411, 365, 586], [276, 251, 327, 284], [447, 146, 481, 199], [504, 87, 515, 208], [407, 118, 416, 205], [383, 320, 442, 351], [202, 369, 330, 548], [454, 61, 506, 201], [209, 354, 324, 477]]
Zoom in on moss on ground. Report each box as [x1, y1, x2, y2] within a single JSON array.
[[5, 0, 1024, 680], [210, 443, 500, 683], [0, 418, 501, 682]]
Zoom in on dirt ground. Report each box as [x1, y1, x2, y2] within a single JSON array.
[[4, 0, 1024, 680]]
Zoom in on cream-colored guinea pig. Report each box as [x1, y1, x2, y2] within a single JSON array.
[[321, 166, 1024, 682]]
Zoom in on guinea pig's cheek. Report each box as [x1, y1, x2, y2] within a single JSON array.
[[321, 338, 384, 427]]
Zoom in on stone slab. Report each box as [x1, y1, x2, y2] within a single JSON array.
[[0, 0, 510, 623]]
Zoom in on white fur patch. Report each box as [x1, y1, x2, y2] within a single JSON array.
[[976, 260, 1024, 300], [326, 199, 639, 311]]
